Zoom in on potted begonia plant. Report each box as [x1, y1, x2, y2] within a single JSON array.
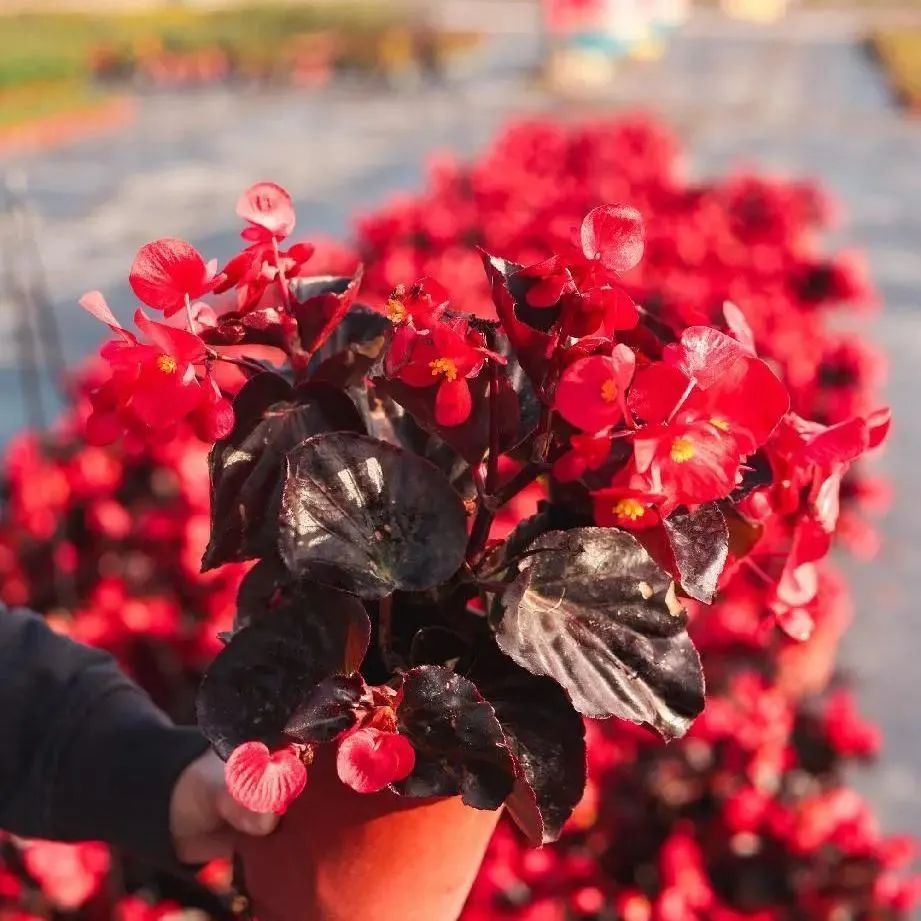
[[77, 182, 886, 921]]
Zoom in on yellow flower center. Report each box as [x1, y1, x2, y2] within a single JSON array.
[[710, 417, 730, 432], [429, 357, 458, 382], [600, 379, 618, 403], [386, 297, 408, 324], [670, 436, 696, 463], [156, 354, 178, 375], [613, 498, 645, 521]]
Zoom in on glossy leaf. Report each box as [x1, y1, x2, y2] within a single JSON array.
[[481, 253, 553, 388], [663, 503, 729, 604], [202, 374, 364, 571], [197, 587, 370, 758], [279, 432, 468, 598], [492, 527, 705, 739], [394, 665, 515, 809], [290, 270, 364, 357], [309, 306, 392, 389], [234, 556, 290, 630], [474, 656, 586, 843], [284, 674, 366, 744]]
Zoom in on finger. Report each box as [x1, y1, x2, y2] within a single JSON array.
[[216, 790, 280, 837], [174, 829, 236, 865]]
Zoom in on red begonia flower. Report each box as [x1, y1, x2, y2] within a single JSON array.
[[580, 204, 645, 274], [555, 345, 635, 433], [236, 181, 296, 242], [21, 842, 109, 911], [336, 727, 416, 794], [386, 319, 493, 427], [591, 485, 664, 530], [633, 419, 741, 511], [385, 277, 450, 329], [682, 356, 789, 455], [129, 239, 214, 317], [93, 311, 206, 436], [214, 240, 315, 311], [552, 434, 611, 483], [225, 741, 307, 814]]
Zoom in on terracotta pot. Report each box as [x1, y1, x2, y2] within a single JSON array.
[[236, 749, 502, 921]]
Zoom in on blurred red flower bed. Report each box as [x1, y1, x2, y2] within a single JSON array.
[[0, 114, 914, 921]]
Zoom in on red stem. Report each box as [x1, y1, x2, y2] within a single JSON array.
[[272, 237, 291, 311]]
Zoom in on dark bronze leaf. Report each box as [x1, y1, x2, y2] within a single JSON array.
[[663, 503, 729, 604], [492, 527, 705, 740], [279, 432, 468, 599], [394, 665, 515, 810], [284, 674, 366, 744], [202, 374, 365, 571], [234, 556, 291, 630], [474, 655, 586, 843], [308, 306, 392, 389], [197, 586, 370, 758]]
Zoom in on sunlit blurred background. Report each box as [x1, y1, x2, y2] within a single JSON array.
[[2, 0, 921, 913]]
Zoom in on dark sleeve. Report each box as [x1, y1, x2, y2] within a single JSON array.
[[0, 607, 209, 864]]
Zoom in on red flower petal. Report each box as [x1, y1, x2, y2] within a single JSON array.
[[803, 417, 869, 468], [628, 362, 690, 425], [193, 380, 235, 442], [866, 407, 892, 449], [85, 411, 123, 446], [722, 301, 756, 354], [79, 291, 132, 340], [555, 348, 635, 433], [595, 286, 640, 333], [236, 182, 296, 241], [225, 742, 307, 814], [435, 377, 473, 427], [129, 239, 212, 317], [336, 727, 415, 794], [131, 362, 202, 431], [591, 486, 662, 531], [775, 605, 815, 642], [526, 272, 569, 308], [133, 310, 206, 365], [580, 204, 645, 274]]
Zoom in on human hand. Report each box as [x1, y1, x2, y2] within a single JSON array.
[[170, 749, 280, 864]]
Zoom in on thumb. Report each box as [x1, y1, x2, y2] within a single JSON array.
[[216, 786, 281, 837]]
